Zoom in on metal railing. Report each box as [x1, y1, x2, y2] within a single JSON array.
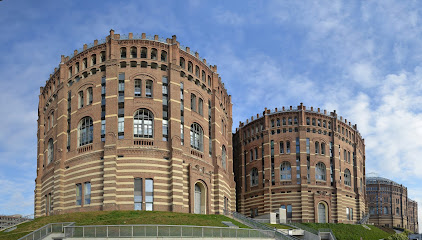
[[18, 222, 74, 240], [318, 228, 337, 240], [231, 212, 300, 240], [286, 221, 319, 235], [64, 224, 275, 238], [357, 213, 370, 224]]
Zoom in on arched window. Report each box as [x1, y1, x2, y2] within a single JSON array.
[[190, 123, 204, 151], [120, 47, 127, 59], [75, 62, 79, 73], [130, 47, 137, 58], [315, 141, 320, 154], [384, 207, 388, 214], [161, 50, 167, 62], [396, 207, 400, 215], [344, 169, 351, 186], [251, 168, 258, 186], [312, 118, 316, 126], [250, 150, 253, 162], [78, 117, 93, 146], [151, 48, 157, 60], [100, 51, 106, 62], [207, 76, 211, 86], [188, 61, 193, 73], [316, 162, 326, 181], [141, 47, 147, 58], [321, 143, 325, 155], [280, 162, 291, 180], [133, 109, 154, 138], [222, 145, 226, 170], [195, 65, 200, 77], [91, 54, 96, 66], [306, 117, 310, 125], [82, 58, 87, 69], [202, 70, 205, 81], [47, 138, 54, 164], [180, 57, 185, 69], [282, 118, 286, 125]]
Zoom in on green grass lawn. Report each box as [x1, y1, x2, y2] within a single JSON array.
[[302, 223, 393, 240], [264, 223, 293, 229], [0, 211, 248, 240]]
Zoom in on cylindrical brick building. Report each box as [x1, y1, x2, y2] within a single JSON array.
[[233, 104, 366, 223], [35, 30, 235, 217], [366, 176, 418, 233]]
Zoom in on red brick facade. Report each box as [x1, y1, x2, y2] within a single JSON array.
[[233, 104, 366, 223], [366, 177, 419, 233], [35, 30, 235, 217]]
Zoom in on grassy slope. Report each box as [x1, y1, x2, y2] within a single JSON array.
[[302, 223, 393, 240], [0, 211, 248, 240]]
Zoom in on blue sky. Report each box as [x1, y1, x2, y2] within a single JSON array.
[[1, 0, 422, 226]]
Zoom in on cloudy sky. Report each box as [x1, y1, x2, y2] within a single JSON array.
[[1, 0, 422, 227]]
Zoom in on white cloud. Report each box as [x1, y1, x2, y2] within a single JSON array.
[[348, 62, 378, 87], [213, 8, 244, 26]]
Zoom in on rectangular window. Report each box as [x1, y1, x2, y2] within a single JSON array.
[[134, 178, 142, 210], [162, 120, 168, 141], [78, 91, 84, 108], [118, 73, 125, 81], [181, 83, 185, 145], [198, 98, 203, 115], [280, 142, 284, 154], [118, 117, 124, 138], [76, 184, 82, 206], [306, 138, 310, 154], [87, 88, 93, 105], [346, 207, 350, 220], [296, 157, 300, 184], [271, 140, 275, 185], [145, 179, 154, 211], [135, 79, 141, 96], [296, 137, 300, 154], [146, 80, 153, 98], [84, 182, 91, 205], [162, 76, 169, 141], [286, 141, 290, 154], [287, 205, 292, 218], [191, 94, 197, 111]]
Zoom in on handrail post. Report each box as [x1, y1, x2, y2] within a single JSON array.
[[83, 226, 85, 237], [132, 225, 133, 237], [106, 226, 108, 237], [202, 227, 204, 237], [157, 225, 158, 237], [95, 226, 97, 237], [180, 226, 182, 237], [119, 225, 121, 237]]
